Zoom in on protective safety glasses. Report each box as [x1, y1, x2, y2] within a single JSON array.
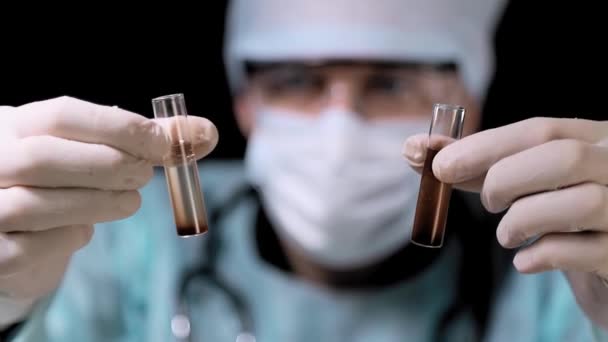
[[246, 61, 464, 120]]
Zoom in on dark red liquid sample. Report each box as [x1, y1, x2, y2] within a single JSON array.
[[411, 148, 453, 248], [176, 224, 209, 237], [165, 142, 209, 237]]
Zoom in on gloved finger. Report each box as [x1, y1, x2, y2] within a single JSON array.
[[0, 135, 153, 190], [402, 134, 429, 169], [432, 118, 608, 185], [402, 134, 456, 164], [497, 182, 608, 248], [11, 97, 219, 165], [0, 187, 140, 232], [0, 224, 93, 277], [452, 176, 487, 193], [153, 116, 219, 165], [482, 139, 608, 212], [11, 96, 170, 162], [512, 232, 608, 274], [402, 134, 486, 192], [0, 250, 73, 299]]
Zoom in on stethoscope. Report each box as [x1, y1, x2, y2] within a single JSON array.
[[171, 186, 257, 342]]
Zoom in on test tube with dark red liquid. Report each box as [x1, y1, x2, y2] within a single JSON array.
[[410, 103, 465, 248], [152, 94, 209, 237]]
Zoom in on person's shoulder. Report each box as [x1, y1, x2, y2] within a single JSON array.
[[90, 159, 245, 240], [198, 158, 248, 189], [75, 161, 250, 284], [488, 269, 599, 340], [495, 268, 571, 302]]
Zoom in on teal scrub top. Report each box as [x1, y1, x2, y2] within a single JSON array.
[[10, 161, 608, 341]]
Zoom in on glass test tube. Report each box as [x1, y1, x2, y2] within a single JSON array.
[[410, 103, 465, 248], [152, 93, 209, 237]]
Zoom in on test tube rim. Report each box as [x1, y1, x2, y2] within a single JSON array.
[[433, 103, 465, 112], [152, 93, 185, 103]]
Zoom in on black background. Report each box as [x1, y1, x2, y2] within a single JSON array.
[[0, 1, 604, 159]]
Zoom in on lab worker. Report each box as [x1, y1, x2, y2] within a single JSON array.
[[1, 0, 608, 341]]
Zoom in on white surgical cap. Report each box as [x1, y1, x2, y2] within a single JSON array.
[[224, 0, 508, 101]]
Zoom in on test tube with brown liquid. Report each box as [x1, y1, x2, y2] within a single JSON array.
[[410, 103, 465, 248], [152, 94, 209, 237]]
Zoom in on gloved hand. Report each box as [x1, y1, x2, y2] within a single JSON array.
[[403, 117, 608, 330], [0, 96, 218, 328]]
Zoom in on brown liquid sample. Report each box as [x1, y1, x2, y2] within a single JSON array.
[[411, 148, 452, 248], [165, 141, 209, 237]]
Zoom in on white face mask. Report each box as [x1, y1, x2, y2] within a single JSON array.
[[244, 107, 429, 269]]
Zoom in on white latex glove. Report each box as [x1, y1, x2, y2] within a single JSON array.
[[0, 96, 218, 328], [403, 117, 608, 330]]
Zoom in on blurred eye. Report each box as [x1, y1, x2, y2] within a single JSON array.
[[264, 69, 324, 94], [365, 74, 409, 95], [365, 74, 416, 96]]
